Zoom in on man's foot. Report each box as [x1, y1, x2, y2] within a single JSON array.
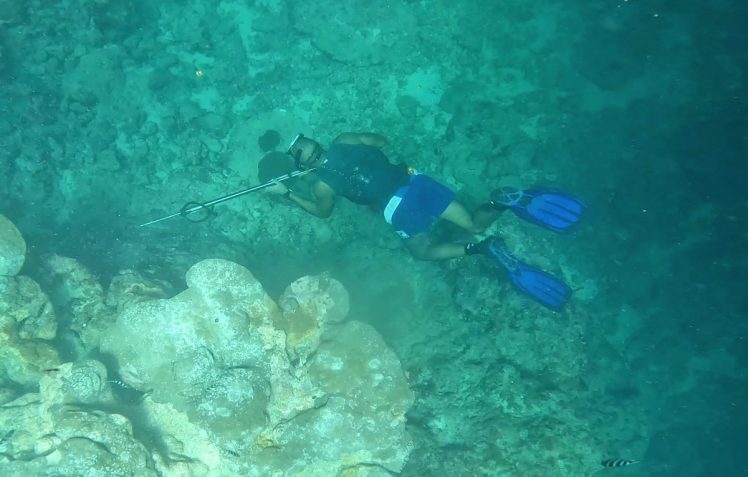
[[490, 187, 528, 209], [464, 236, 497, 257]]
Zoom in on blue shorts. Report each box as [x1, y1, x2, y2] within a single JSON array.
[[383, 174, 455, 239]]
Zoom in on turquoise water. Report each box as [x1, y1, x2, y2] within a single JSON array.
[[1, 0, 746, 475]]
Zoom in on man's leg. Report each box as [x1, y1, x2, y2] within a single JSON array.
[[439, 200, 501, 234], [404, 234, 466, 261], [403, 199, 508, 261]]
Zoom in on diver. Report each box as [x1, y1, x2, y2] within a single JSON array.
[[270, 133, 585, 311]]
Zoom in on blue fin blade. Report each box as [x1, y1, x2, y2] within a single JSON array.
[[495, 188, 586, 233], [508, 264, 571, 311], [488, 239, 572, 311], [523, 190, 585, 232]]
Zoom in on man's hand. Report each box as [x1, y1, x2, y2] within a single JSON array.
[[266, 181, 289, 196]]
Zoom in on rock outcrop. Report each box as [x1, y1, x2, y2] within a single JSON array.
[[0, 214, 414, 475], [96, 259, 415, 476], [0, 362, 155, 477], [0, 214, 25, 276], [0, 215, 59, 393]]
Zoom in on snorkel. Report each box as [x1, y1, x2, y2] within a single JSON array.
[[286, 133, 305, 169], [286, 133, 324, 170]]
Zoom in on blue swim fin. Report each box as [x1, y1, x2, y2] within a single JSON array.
[[491, 187, 585, 233], [487, 239, 571, 311]]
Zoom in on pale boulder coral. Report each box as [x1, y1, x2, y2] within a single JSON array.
[[100, 258, 414, 476], [0, 214, 25, 276]]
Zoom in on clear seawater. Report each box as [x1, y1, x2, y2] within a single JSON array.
[[1, 0, 746, 475]]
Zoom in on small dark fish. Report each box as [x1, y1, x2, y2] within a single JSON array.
[[108, 379, 152, 404], [220, 447, 240, 458], [42, 368, 61, 372], [601, 458, 639, 467]]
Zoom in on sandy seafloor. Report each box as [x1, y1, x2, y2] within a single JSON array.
[[1, 0, 747, 475]]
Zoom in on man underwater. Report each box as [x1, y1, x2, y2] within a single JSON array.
[[270, 132, 584, 311]]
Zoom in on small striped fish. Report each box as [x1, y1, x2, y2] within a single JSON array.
[[108, 379, 133, 390], [601, 458, 639, 467]]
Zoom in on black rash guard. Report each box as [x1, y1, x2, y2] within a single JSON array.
[[315, 143, 410, 209]]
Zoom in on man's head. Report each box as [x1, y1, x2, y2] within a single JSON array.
[[286, 134, 324, 170]]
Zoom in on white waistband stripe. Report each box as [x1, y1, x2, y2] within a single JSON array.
[[383, 195, 403, 224]]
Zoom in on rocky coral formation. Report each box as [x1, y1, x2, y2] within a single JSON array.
[[0, 214, 25, 276], [91, 259, 414, 476], [41, 254, 116, 351], [105, 268, 172, 314], [278, 273, 350, 364], [0, 362, 155, 477], [1, 216, 413, 476], [0, 275, 56, 341], [0, 215, 60, 392]]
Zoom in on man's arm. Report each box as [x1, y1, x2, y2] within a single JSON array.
[[333, 132, 388, 148], [288, 180, 335, 218]]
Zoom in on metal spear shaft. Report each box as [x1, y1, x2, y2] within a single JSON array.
[[138, 168, 316, 227]]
